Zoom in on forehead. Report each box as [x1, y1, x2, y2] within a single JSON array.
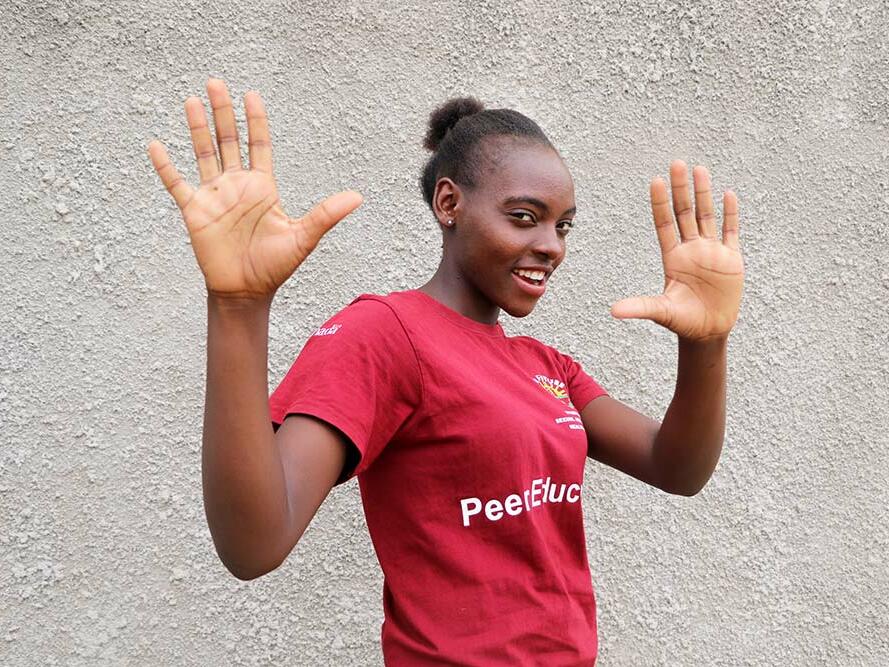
[[474, 136, 574, 200]]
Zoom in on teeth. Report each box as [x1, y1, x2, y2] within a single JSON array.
[[514, 269, 545, 281]]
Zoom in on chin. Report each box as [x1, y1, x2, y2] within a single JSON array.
[[500, 298, 538, 318]]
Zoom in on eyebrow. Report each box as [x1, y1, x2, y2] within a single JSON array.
[[502, 196, 576, 217]]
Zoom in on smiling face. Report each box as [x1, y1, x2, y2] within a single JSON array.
[[433, 136, 576, 319]]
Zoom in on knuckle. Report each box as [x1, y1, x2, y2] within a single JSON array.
[[293, 225, 318, 255], [316, 200, 334, 221]]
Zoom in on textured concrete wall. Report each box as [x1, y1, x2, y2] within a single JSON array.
[[2, 0, 887, 664]]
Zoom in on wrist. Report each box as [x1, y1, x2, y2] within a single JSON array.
[[678, 332, 729, 349], [207, 291, 274, 313], [677, 334, 728, 375]]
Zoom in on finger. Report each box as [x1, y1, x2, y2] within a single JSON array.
[[650, 177, 678, 258], [245, 91, 273, 173], [669, 160, 699, 241], [206, 78, 243, 173], [610, 294, 670, 326], [185, 97, 221, 182], [693, 165, 718, 239], [722, 190, 740, 250], [292, 190, 364, 255], [148, 140, 195, 211]]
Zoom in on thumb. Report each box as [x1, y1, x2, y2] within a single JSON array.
[[610, 295, 670, 325], [292, 190, 364, 254]]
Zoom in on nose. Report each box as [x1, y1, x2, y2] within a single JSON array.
[[531, 223, 565, 262]]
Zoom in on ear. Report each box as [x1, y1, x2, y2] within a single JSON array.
[[432, 177, 461, 229]]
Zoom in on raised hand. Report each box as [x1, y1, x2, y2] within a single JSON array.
[[147, 78, 363, 301], [610, 160, 744, 341]]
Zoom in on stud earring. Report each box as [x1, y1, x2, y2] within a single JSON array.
[[446, 219, 454, 226]]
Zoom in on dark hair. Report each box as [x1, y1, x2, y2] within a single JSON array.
[[419, 97, 555, 211]]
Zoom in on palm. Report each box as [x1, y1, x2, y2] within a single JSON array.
[[182, 169, 296, 298], [659, 237, 744, 340], [612, 162, 745, 341], [148, 78, 362, 301]]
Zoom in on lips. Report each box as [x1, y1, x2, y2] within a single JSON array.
[[511, 270, 547, 297]]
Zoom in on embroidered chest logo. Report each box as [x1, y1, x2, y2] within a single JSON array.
[[532, 374, 584, 431], [533, 374, 569, 401]]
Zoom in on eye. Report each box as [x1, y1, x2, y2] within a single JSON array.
[[557, 220, 575, 235], [510, 211, 536, 223]]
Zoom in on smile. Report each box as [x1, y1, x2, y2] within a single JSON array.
[[511, 269, 547, 296], [513, 268, 545, 284]]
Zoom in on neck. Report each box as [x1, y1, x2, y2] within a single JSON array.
[[418, 261, 500, 326]]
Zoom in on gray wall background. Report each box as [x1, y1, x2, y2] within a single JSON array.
[[2, 0, 888, 664]]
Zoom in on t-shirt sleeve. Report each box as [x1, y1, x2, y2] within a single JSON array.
[[557, 349, 608, 412], [268, 296, 423, 485]]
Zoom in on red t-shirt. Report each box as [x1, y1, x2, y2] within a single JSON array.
[[269, 289, 608, 665]]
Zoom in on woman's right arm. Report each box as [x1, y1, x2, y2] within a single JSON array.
[[147, 77, 363, 580], [204, 294, 349, 580]]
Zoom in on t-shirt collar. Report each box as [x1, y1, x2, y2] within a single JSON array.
[[405, 289, 506, 338]]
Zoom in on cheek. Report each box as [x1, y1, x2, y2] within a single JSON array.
[[473, 220, 523, 260], [468, 238, 514, 279]]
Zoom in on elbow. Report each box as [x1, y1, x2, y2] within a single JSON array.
[[218, 547, 286, 581], [656, 458, 718, 497], [656, 468, 710, 497], [208, 522, 293, 581], [227, 564, 265, 581], [668, 477, 710, 497], [224, 558, 281, 581]]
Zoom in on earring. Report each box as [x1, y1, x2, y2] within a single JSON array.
[[446, 219, 454, 226]]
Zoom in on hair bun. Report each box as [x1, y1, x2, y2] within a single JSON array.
[[423, 96, 485, 152]]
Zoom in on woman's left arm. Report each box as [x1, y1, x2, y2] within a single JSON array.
[[581, 160, 744, 496]]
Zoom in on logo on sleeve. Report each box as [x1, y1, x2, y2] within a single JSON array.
[[311, 323, 342, 337]]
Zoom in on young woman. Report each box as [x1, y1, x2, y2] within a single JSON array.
[[147, 78, 744, 665]]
